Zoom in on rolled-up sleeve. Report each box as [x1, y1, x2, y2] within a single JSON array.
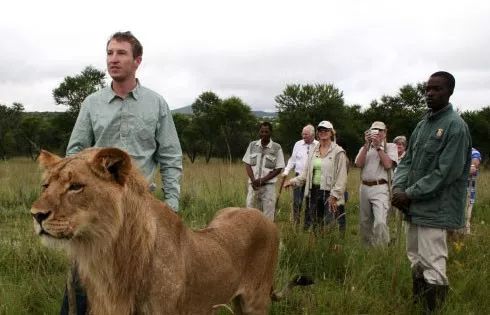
[[156, 99, 183, 211], [66, 100, 94, 156]]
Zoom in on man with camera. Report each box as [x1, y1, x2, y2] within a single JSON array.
[[355, 121, 397, 247]]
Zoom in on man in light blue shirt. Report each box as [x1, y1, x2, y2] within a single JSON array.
[[61, 31, 182, 315], [66, 31, 182, 211]]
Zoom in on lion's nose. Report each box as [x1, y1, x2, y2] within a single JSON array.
[[32, 212, 51, 224]]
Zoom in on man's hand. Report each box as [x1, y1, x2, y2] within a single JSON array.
[[392, 188, 410, 214], [251, 178, 262, 190]]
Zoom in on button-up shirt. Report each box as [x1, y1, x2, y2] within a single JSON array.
[[283, 139, 319, 176], [66, 82, 182, 211], [242, 139, 285, 184], [355, 142, 398, 182]]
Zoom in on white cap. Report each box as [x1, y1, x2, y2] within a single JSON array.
[[317, 120, 334, 130], [370, 121, 386, 130]]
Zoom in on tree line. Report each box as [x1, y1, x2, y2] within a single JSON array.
[[1, 66, 488, 165]]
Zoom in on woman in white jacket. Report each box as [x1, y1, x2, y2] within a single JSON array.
[[284, 121, 348, 232]]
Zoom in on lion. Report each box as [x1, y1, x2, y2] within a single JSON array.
[[31, 147, 309, 315]]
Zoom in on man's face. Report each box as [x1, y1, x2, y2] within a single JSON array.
[[426, 76, 451, 111], [259, 126, 271, 142], [106, 39, 141, 82], [302, 129, 314, 144]]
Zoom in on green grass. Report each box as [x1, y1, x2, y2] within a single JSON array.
[[1, 158, 489, 314]]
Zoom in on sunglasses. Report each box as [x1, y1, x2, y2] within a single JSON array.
[[317, 128, 332, 132]]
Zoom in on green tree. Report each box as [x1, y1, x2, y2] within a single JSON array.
[[53, 66, 106, 119], [191, 91, 222, 162], [275, 83, 357, 156], [0, 102, 24, 159], [462, 106, 490, 166], [214, 96, 257, 162], [189, 91, 257, 162], [364, 83, 427, 142], [173, 113, 205, 163]]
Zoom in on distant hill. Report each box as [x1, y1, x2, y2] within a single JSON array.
[[171, 105, 277, 119]]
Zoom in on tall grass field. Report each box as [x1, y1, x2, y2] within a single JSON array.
[[1, 157, 489, 314]]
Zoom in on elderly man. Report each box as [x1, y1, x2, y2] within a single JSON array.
[[392, 71, 471, 312], [355, 121, 397, 247], [282, 124, 318, 228]]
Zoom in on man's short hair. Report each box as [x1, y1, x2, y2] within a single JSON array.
[[107, 31, 143, 59], [260, 121, 273, 132], [303, 124, 315, 135], [430, 71, 455, 94]]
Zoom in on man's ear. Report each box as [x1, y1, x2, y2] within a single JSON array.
[[91, 148, 132, 186], [38, 150, 62, 169]]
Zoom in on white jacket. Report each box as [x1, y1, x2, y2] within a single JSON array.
[[290, 142, 348, 204]]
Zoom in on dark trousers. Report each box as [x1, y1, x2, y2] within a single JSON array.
[[293, 185, 312, 229], [308, 186, 346, 234], [60, 266, 87, 315]]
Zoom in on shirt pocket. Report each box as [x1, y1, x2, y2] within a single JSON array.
[[249, 153, 258, 166], [264, 154, 277, 169]]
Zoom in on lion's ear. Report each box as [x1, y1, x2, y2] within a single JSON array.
[[91, 148, 132, 186], [38, 150, 62, 169]]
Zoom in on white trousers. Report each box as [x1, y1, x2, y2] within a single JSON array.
[[246, 183, 276, 221], [406, 223, 448, 285], [359, 184, 390, 246]]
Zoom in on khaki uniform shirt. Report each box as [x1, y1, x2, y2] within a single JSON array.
[[242, 139, 285, 184]]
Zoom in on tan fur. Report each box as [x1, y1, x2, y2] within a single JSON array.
[[31, 148, 279, 315]]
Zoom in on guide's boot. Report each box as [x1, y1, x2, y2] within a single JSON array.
[[425, 283, 448, 313], [412, 272, 426, 305]]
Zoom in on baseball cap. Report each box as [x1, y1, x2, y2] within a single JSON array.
[[370, 121, 386, 130], [317, 121, 334, 130]]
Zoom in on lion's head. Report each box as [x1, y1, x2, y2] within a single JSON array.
[[30, 147, 147, 249]]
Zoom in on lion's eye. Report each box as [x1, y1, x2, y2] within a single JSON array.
[[68, 183, 85, 191], [41, 183, 49, 191]]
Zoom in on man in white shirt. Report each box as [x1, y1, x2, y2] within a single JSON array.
[[282, 124, 318, 228], [355, 121, 398, 247]]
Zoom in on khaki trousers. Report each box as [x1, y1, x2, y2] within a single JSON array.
[[406, 223, 448, 285], [246, 183, 276, 221], [359, 183, 390, 246]]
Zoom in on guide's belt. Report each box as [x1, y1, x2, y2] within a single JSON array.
[[362, 179, 388, 186]]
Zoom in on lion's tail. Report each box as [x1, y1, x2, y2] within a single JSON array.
[[271, 275, 314, 301]]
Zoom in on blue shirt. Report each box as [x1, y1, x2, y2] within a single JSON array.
[[66, 82, 182, 211]]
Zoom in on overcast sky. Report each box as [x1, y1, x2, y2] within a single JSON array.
[[1, 0, 489, 113]]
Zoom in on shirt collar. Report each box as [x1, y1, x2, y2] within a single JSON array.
[[256, 139, 273, 148], [427, 103, 452, 119], [106, 79, 141, 103]]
